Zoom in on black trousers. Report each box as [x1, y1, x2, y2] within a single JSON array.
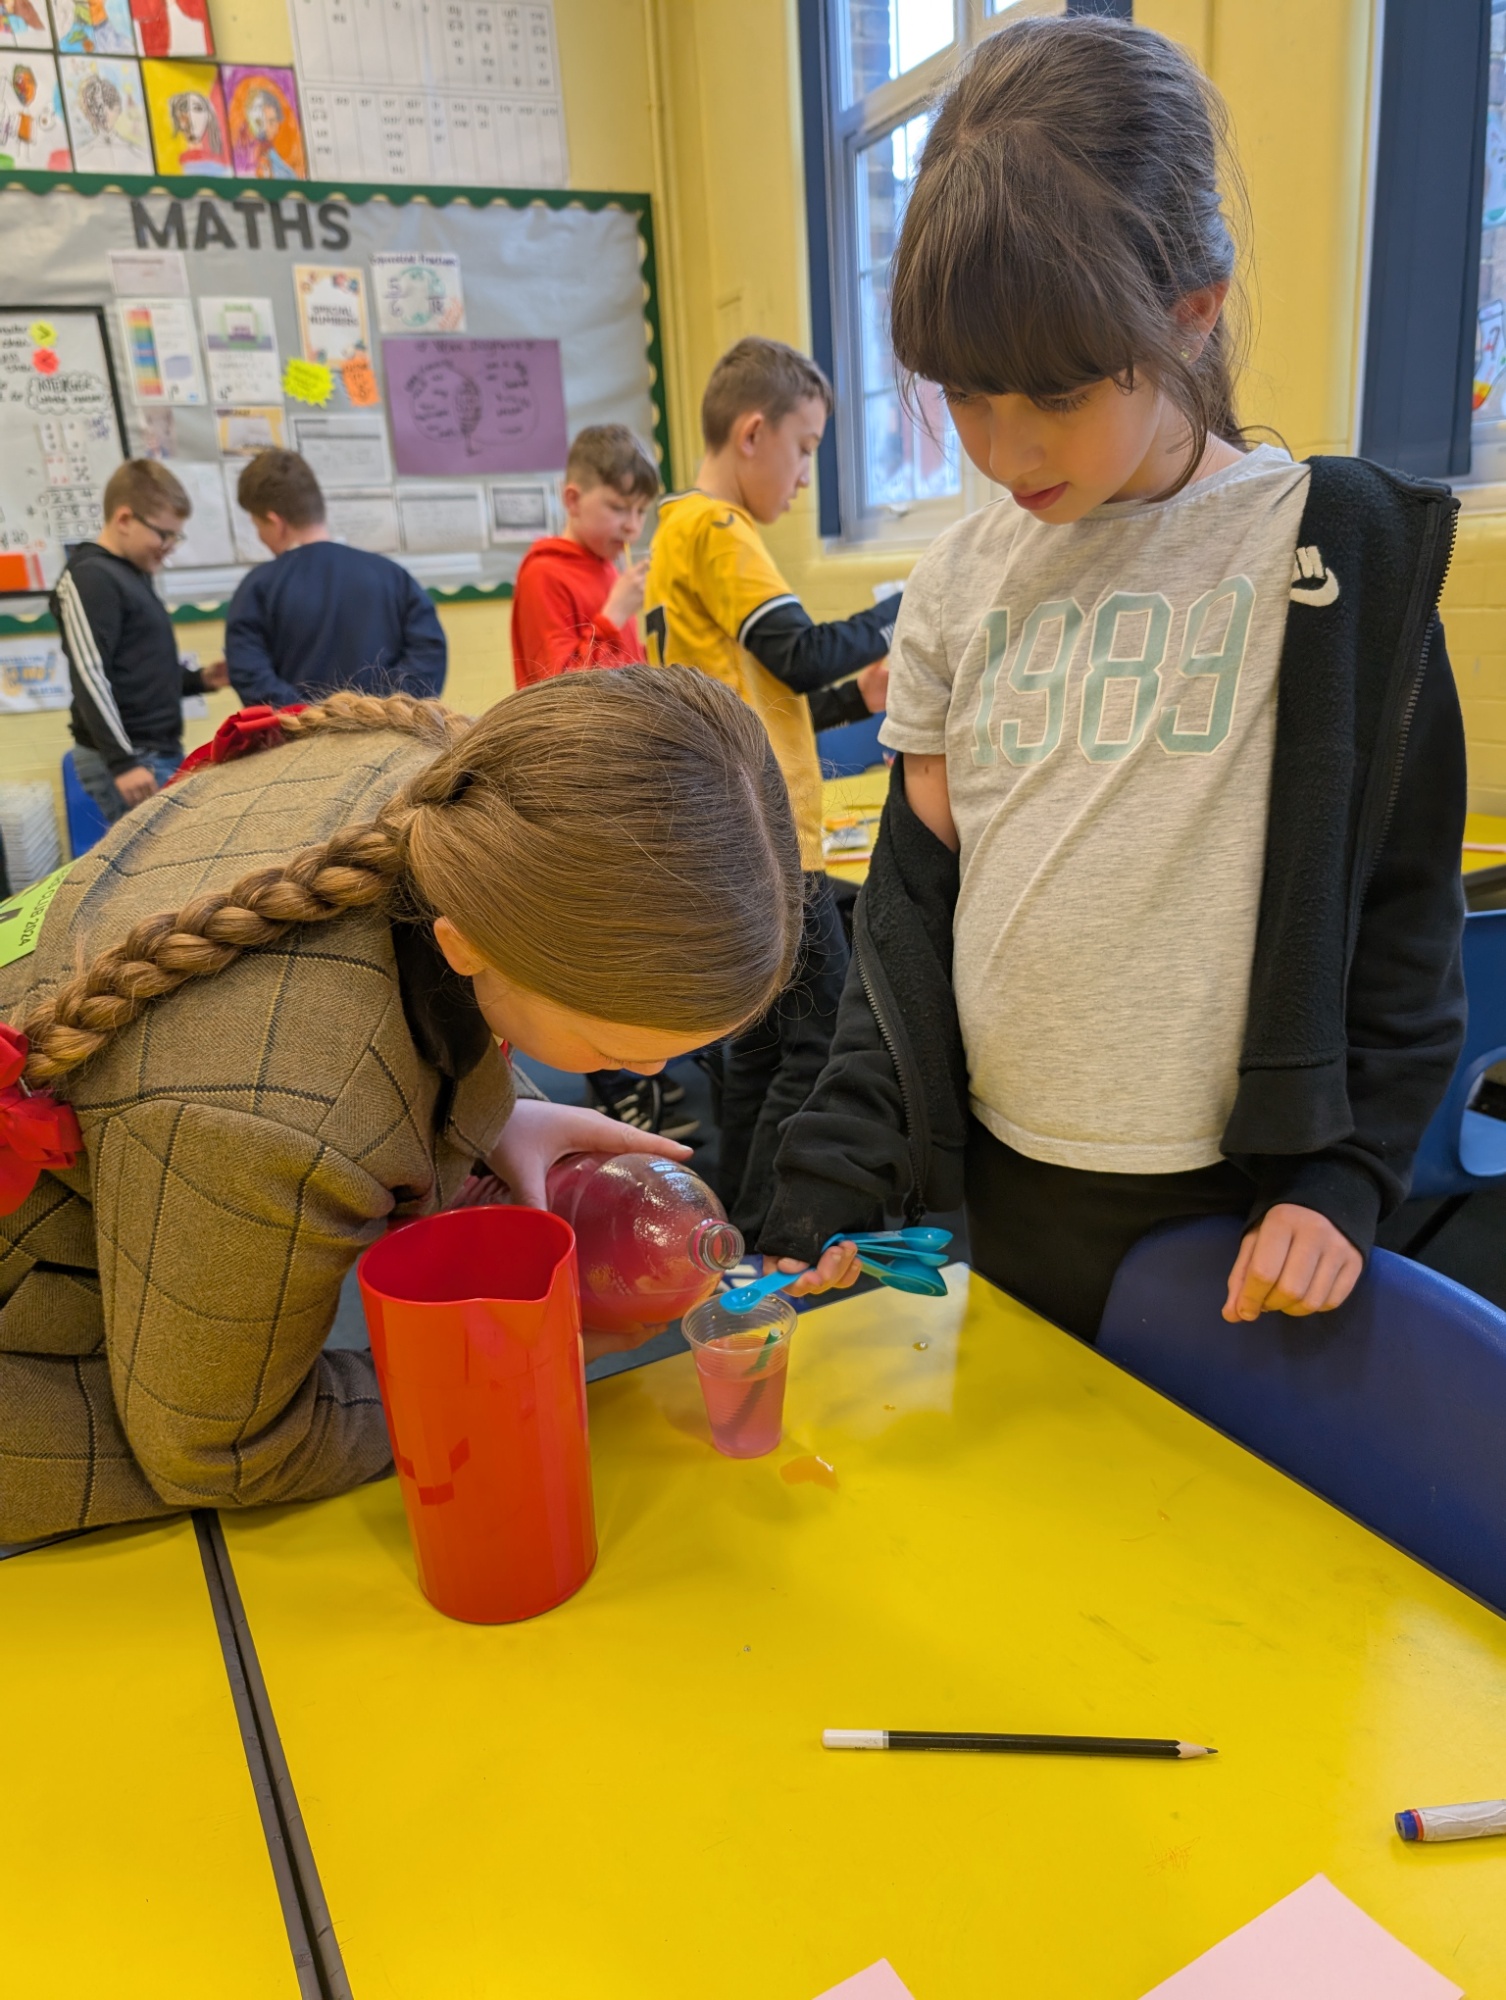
[[718, 872, 850, 1240], [965, 1119, 1252, 1342]]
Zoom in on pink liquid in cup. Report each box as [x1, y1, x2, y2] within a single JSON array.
[[682, 1294, 796, 1458]]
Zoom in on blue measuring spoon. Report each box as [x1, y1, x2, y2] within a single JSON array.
[[842, 1228, 953, 1255], [718, 1267, 801, 1315], [857, 1255, 948, 1297]]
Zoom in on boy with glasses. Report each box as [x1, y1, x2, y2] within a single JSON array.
[[53, 460, 228, 825]]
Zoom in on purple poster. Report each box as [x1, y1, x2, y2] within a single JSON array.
[[385, 337, 568, 477]]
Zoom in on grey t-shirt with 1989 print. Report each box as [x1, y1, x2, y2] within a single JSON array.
[[879, 443, 1311, 1175]]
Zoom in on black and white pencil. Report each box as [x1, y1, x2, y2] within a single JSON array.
[[822, 1729, 1215, 1760]]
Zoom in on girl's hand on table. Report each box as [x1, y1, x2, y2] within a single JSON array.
[[1221, 1203, 1363, 1322], [769, 1241, 863, 1298], [486, 1098, 691, 1210]]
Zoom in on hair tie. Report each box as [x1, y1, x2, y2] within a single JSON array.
[[169, 704, 308, 786], [0, 1024, 81, 1215]]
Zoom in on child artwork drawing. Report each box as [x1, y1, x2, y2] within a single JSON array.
[[225, 65, 304, 179], [129, 0, 211, 58], [0, 53, 71, 165], [60, 52, 150, 169], [142, 55, 229, 173], [48, 0, 133, 56], [387, 337, 567, 477], [0, 1, 51, 52]]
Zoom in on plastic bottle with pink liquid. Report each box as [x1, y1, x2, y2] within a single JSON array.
[[545, 1152, 745, 1351]]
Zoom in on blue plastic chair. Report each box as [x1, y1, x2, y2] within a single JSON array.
[[1098, 1214, 1506, 1615], [816, 712, 885, 779], [61, 750, 108, 859], [1411, 907, 1506, 1197]]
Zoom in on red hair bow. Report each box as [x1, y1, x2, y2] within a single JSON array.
[[170, 704, 306, 785], [0, 1024, 81, 1215]]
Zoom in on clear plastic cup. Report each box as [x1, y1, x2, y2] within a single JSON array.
[[682, 1293, 797, 1458]]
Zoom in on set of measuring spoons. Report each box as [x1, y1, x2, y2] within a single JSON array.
[[719, 1227, 953, 1314]]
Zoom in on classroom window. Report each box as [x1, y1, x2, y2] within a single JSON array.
[[841, 0, 956, 101], [1473, 0, 1506, 477], [853, 113, 961, 510]]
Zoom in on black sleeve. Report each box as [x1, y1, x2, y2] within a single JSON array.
[[760, 757, 967, 1261], [1243, 616, 1469, 1252], [53, 563, 138, 773], [741, 595, 898, 695], [809, 677, 874, 732]]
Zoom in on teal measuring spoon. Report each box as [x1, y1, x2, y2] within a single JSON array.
[[840, 1228, 953, 1255], [718, 1267, 801, 1315], [856, 1255, 948, 1297]]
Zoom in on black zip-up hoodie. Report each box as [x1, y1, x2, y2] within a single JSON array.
[[760, 459, 1468, 1264], [51, 541, 207, 775]]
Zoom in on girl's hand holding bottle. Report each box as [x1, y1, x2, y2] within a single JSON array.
[[486, 1097, 690, 1211]]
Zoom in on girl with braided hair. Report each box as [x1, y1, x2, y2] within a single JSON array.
[[0, 669, 857, 1543]]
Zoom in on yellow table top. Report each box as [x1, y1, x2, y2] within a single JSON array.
[[0, 1519, 301, 1998], [221, 1274, 1506, 1999], [1463, 812, 1506, 873], [821, 767, 888, 882]]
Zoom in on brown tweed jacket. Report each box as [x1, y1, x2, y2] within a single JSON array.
[[0, 727, 517, 1542]]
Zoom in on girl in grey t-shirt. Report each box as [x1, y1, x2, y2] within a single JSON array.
[[764, 17, 1466, 1338]]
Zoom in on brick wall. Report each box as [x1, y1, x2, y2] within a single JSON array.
[[1442, 511, 1506, 815]]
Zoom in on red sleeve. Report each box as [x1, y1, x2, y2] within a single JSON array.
[[512, 549, 643, 685]]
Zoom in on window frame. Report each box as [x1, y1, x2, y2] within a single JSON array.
[[802, 0, 1090, 547], [1358, 0, 1492, 480]]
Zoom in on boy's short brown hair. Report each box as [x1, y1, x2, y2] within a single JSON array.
[[564, 424, 659, 501], [236, 449, 326, 527], [102, 458, 191, 523], [700, 337, 833, 450]]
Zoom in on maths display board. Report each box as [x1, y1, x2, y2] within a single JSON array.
[[0, 304, 129, 592], [0, 169, 665, 617]]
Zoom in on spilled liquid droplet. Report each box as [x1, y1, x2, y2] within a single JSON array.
[[781, 1454, 839, 1491], [913, 1339, 930, 1351]]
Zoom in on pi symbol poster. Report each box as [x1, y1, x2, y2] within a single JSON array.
[[384, 336, 567, 477]]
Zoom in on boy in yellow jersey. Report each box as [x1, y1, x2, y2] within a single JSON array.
[[644, 337, 896, 1234]]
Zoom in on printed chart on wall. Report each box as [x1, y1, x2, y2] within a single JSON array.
[[0, 306, 127, 593], [288, 0, 567, 186], [0, 179, 661, 608]]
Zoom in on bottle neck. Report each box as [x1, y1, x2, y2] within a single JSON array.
[[688, 1218, 744, 1274]]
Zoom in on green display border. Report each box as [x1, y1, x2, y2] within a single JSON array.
[[0, 169, 666, 634]]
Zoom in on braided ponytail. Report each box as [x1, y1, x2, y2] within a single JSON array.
[[17, 668, 804, 1090], [18, 691, 460, 1087]]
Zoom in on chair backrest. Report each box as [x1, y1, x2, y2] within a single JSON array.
[[1410, 907, 1506, 1198], [816, 712, 885, 780], [61, 750, 108, 860], [1098, 1215, 1506, 1615]]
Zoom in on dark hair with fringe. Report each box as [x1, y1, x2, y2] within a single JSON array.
[[889, 16, 1253, 493]]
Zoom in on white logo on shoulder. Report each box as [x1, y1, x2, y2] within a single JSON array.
[[1290, 544, 1340, 606]]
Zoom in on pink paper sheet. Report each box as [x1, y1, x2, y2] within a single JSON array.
[[814, 1961, 917, 2000], [1140, 1875, 1463, 1998]]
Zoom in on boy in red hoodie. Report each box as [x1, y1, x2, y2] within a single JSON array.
[[511, 425, 658, 687]]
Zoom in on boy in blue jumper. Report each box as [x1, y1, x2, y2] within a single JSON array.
[[225, 450, 447, 707]]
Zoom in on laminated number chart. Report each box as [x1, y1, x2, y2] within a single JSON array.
[[289, 0, 568, 186]]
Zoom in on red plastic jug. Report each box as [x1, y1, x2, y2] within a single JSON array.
[[357, 1205, 596, 1624], [545, 1152, 745, 1352]]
